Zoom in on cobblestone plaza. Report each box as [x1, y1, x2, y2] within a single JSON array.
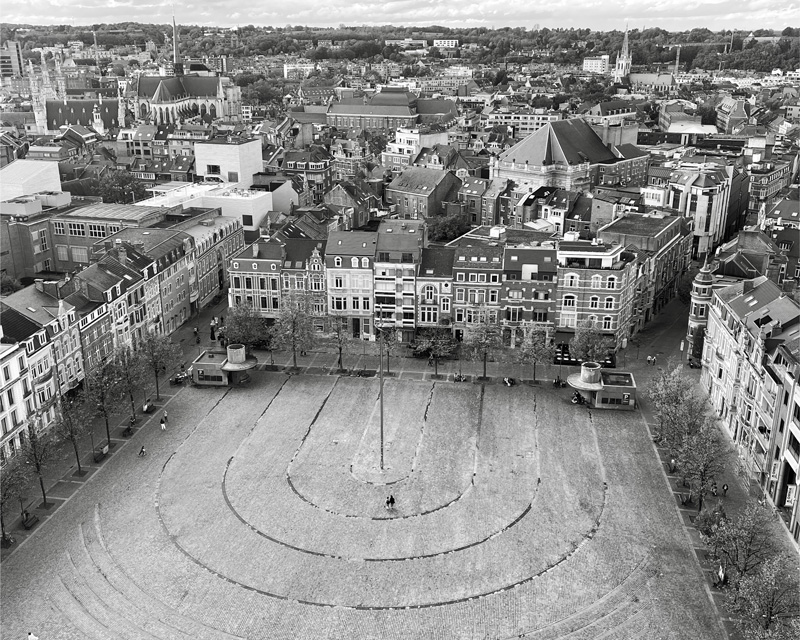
[[1, 372, 723, 639]]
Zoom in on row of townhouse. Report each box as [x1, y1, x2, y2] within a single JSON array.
[[699, 274, 800, 547], [227, 212, 691, 353], [0, 215, 244, 463]]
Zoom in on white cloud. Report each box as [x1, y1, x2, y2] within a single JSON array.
[[1, 0, 797, 30]]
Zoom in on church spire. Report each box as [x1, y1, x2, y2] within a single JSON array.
[[614, 25, 632, 83], [172, 6, 183, 76]]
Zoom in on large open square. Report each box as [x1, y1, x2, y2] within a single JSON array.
[[1, 371, 724, 639]]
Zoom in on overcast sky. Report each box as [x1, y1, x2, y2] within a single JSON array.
[[2, 0, 798, 32]]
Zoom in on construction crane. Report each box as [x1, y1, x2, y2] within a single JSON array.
[[670, 34, 734, 74]]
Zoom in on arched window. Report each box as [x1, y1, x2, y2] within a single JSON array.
[[603, 316, 613, 330], [334, 257, 342, 267], [604, 297, 614, 309], [351, 257, 359, 268], [361, 257, 369, 268], [588, 315, 597, 325], [591, 275, 602, 289], [607, 276, 617, 289], [562, 295, 576, 308], [565, 273, 578, 287], [590, 296, 599, 309], [209, 104, 217, 119], [423, 285, 435, 301]]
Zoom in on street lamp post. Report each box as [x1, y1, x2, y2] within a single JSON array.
[[378, 322, 385, 471]]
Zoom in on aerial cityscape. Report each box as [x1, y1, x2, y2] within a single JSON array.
[[0, 12, 798, 640]]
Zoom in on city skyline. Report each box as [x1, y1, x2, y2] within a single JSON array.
[[1, 0, 798, 32]]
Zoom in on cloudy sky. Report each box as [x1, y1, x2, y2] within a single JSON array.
[[2, 0, 798, 31]]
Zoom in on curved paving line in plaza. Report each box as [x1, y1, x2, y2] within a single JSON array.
[[223, 455, 540, 562], [153, 383, 611, 610], [286, 382, 485, 520], [155, 472, 609, 610]]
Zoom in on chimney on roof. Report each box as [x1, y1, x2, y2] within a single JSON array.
[[743, 279, 755, 294], [117, 244, 128, 265], [253, 243, 259, 258], [34, 279, 44, 292]]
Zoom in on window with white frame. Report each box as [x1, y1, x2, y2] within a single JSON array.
[[53, 221, 66, 235], [441, 298, 450, 312], [334, 257, 342, 267], [420, 307, 438, 323], [591, 275, 602, 289], [590, 296, 599, 309], [565, 273, 578, 287], [603, 316, 613, 330], [604, 297, 614, 309], [607, 277, 617, 289], [68, 222, 85, 236], [88, 223, 105, 238], [562, 295, 576, 307]]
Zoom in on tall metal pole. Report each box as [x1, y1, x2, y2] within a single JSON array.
[[379, 324, 384, 471]]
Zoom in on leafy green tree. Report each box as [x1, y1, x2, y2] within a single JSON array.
[[225, 303, 267, 355], [647, 362, 703, 445], [0, 274, 23, 295], [53, 392, 95, 475], [21, 418, 58, 508], [569, 319, 616, 363], [112, 344, 150, 421], [678, 418, 728, 512], [137, 332, 182, 400], [462, 308, 502, 379], [426, 212, 471, 242], [326, 313, 352, 372], [85, 358, 122, 446], [413, 327, 456, 376], [0, 455, 33, 544], [516, 326, 556, 382], [728, 555, 800, 640], [272, 292, 316, 368], [97, 169, 147, 204], [378, 325, 400, 375], [703, 503, 777, 587]]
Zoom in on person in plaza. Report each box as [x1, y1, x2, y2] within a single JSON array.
[[163, 409, 168, 425], [160, 417, 167, 431], [385, 495, 395, 510], [138, 446, 147, 457], [210, 318, 216, 341], [722, 483, 729, 496], [711, 482, 718, 496], [646, 355, 652, 365]]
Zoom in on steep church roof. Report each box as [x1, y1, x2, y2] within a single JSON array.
[[499, 119, 616, 167], [136, 76, 220, 102], [45, 99, 119, 130]]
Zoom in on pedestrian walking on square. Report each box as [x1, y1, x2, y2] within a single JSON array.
[[722, 483, 729, 497], [138, 446, 147, 457], [163, 409, 168, 425], [646, 355, 652, 365], [652, 354, 657, 365], [385, 495, 395, 510], [711, 482, 718, 497], [160, 417, 166, 431]]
